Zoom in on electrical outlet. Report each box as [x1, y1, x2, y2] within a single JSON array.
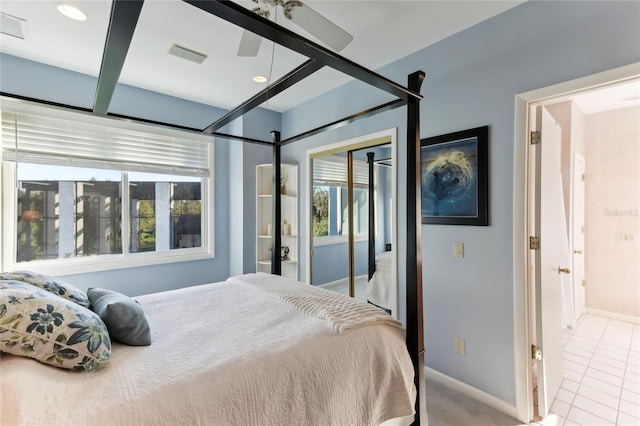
[[453, 242, 464, 258], [454, 337, 465, 355]]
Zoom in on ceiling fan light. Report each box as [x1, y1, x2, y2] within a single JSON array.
[[253, 75, 268, 83], [284, 1, 353, 52], [57, 4, 87, 21]]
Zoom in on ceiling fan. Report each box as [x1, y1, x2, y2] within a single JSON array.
[[237, 0, 353, 57]]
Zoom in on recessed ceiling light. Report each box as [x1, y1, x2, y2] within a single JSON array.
[[253, 75, 268, 83], [57, 4, 87, 21]]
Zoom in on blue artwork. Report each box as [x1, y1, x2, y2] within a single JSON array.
[[421, 137, 478, 218]]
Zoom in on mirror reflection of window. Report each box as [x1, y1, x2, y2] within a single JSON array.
[[312, 155, 376, 240]]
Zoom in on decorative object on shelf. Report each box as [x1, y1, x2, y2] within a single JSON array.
[[267, 222, 272, 236], [280, 246, 290, 260], [282, 219, 291, 235], [280, 173, 287, 194], [421, 126, 489, 226]]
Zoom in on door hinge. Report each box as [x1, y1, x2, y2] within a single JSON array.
[[582, 173, 585, 181], [531, 344, 542, 360], [582, 279, 586, 287], [529, 236, 540, 250], [530, 131, 541, 145]]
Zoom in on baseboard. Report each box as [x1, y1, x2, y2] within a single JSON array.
[[424, 367, 518, 420], [585, 308, 640, 325], [317, 274, 367, 289]]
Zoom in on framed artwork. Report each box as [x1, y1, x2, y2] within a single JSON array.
[[421, 126, 488, 225]]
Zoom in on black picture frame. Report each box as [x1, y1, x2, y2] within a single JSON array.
[[421, 126, 489, 225]]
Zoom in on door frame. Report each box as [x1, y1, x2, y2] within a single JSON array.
[[512, 62, 640, 422], [571, 151, 586, 320]]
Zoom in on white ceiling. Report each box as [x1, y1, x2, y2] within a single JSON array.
[[0, 1, 527, 113], [571, 79, 640, 115]]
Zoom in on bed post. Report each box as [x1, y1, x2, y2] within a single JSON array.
[[367, 152, 376, 280], [271, 131, 282, 275], [406, 70, 426, 425]]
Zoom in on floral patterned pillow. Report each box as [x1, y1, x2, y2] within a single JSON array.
[[0, 280, 111, 371], [0, 271, 90, 308]]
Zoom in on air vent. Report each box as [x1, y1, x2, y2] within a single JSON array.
[[1, 13, 26, 40], [168, 44, 208, 64]]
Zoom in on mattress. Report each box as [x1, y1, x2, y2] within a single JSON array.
[[1, 272, 415, 426]]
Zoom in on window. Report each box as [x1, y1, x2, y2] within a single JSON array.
[[312, 155, 376, 242], [1, 100, 213, 274]]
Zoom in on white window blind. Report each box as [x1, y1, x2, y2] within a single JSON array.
[[1, 106, 211, 177], [312, 154, 371, 188]]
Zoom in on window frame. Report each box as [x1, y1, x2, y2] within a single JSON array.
[[312, 166, 378, 247], [0, 105, 215, 275]]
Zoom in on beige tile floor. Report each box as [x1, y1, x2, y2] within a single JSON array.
[[539, 314, 640, 426]]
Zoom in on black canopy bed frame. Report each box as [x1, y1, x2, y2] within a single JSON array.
[[1, 0, 426, 423]]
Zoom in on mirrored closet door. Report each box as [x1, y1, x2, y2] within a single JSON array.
[[307, 131, 398, 317]]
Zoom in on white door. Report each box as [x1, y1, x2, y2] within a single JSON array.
[[532, 105, 566, 417], [572, 153, 586, 320]]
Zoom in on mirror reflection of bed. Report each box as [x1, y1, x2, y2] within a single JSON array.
[[309, 137, 397, 317]]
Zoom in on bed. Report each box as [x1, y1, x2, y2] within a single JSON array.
[[0, 1, 426, 423], [368, 251, 395, 314], [1, 273, 415, 425]]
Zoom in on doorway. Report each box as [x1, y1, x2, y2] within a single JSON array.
[[512, 63, 640, 423], [305, 128, 399, 317]]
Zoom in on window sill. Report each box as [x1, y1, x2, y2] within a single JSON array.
[[3, 249, 214, 276]]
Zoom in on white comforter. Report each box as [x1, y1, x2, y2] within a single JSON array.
[[1, 273, 415, 426]]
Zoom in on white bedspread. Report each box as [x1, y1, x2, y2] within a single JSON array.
[[368, 251, 395, 311], [1, 273, 415, 426]]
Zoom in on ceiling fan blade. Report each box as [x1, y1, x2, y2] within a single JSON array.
[[237, 30, 262, 57], [286, 2, 353, 52]]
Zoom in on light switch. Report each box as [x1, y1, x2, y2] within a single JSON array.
[[453, 242, 464, 258]]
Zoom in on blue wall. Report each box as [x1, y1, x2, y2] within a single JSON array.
[[280, 0, 640, 406], [312, 240, 369, 285]]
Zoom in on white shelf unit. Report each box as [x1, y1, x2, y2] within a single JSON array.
[[256, 163, 298, 280]]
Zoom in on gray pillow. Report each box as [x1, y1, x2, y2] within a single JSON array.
[[87, 288, 151, 346]]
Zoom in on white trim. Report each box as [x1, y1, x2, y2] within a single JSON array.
[[0, 162, 15, 271], [318, 274, 368, 290], [425, 367, 518, 420], [2, 250, 214, 276], [312, 234, 370, 246], [305, 128, 398, 315], [207, 141, 215, 259], [512, 62, 640, 423], [585, 308, 640, 325]]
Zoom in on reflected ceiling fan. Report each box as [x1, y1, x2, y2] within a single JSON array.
[[237, 0, 353, 57]]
